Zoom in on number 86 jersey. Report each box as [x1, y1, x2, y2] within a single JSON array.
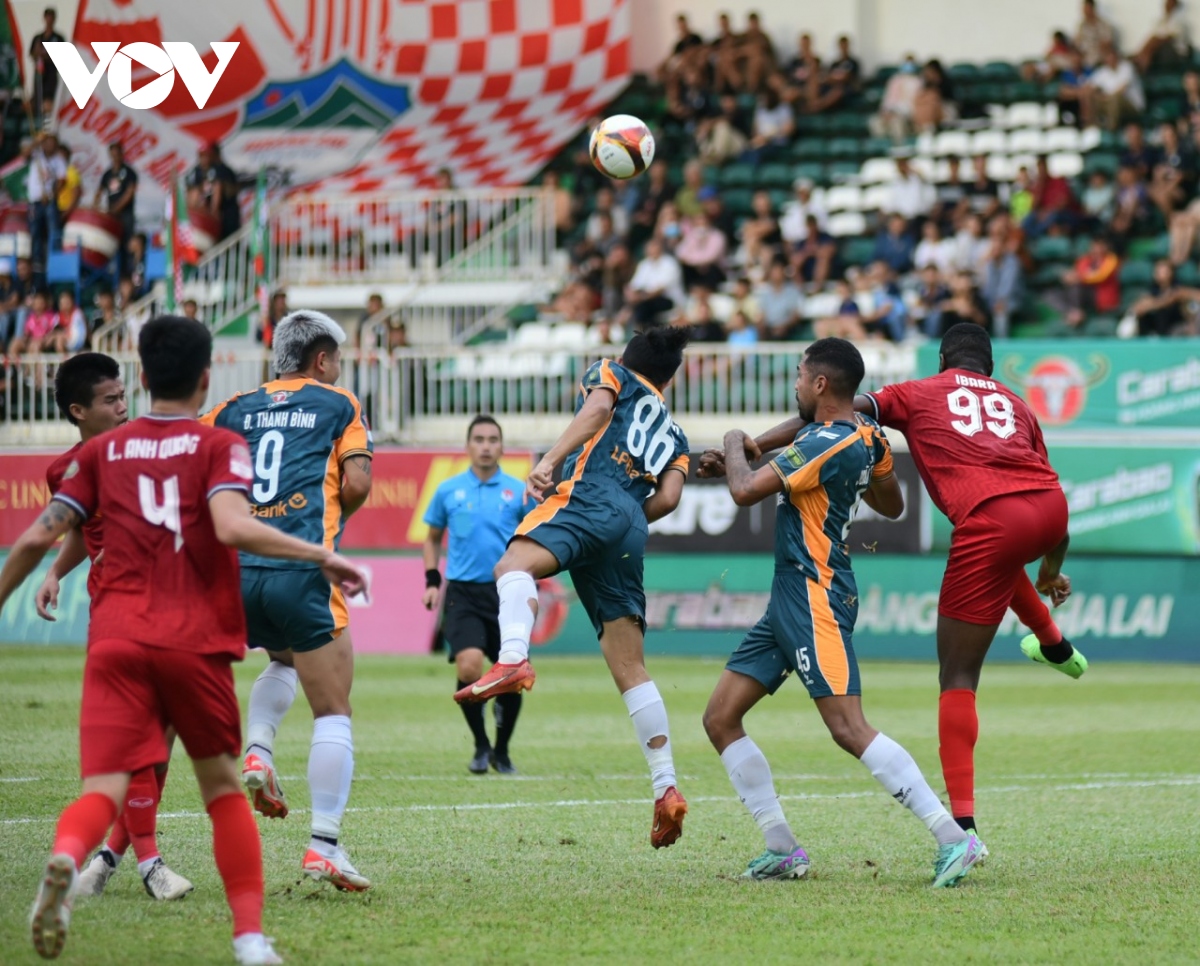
[[564, 360, 689, 506], [202, 377, 373, 568], [865, 368, 1061, 529]]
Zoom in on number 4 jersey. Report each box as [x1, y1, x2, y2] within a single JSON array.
[[202, 377, 373, 569], [566, 360, 689, 506], [865, 368, 1061, 529], [51, 415, 253, 656]]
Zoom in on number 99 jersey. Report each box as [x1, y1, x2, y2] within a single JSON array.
[[201, 376, 374, 568], [563, 360, 689, 506]]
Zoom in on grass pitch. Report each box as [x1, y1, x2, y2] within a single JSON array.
[[1, 648, 1198, 965]]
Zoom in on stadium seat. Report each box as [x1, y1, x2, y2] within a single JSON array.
[[1176, 262, 1200, 286], [986, 155, 1019, 180], [1083, 152, 1119, 177], [840, 236, 877, 265], [1079, 127, 1103, 152], [915, 132, 937, 156], [828, 160, 862, 179], [859, 157, 898, 183], [1008, 128, 1048, 153], [802, 291, 844, 319], [758, 163, 794, 189], [909, 156, 938, 180], [791, 138, 829, 161], [1032, 261, 1071, 288], [824, 185, 864, 212], [971, 129, 1008, 155], [862, 137, 893, 158], [861, 184, 892, 211], [791, 161, 826, 183], [934, 130, 972, 156], [1002, 102, 1044, 128], [1083, 315, 1119, 337], [981, 61, 1020, 81], [1048, 152, 1084, 178], [721, 188, 755, 216], [1119, 260, 1155, 287], [1044, 127, 1082, 152], [718, 163, 758, 188], [827, 211, 868, 237], [1031, 236, 1073, 262], [828, 137, 863, 158], [513, 322, 552, 346], [1128, 235, 1170, 261], [948, 62, 981, 81]]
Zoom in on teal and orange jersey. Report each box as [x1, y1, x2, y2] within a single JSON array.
[[201, 376, 373, 569], [560, 359, 690, 506], [768, 414, 894, 587]]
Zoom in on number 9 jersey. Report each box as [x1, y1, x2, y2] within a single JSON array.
[[563, 359, 689, 507], [865, 368, 1061, 529], [201, 376, 373, 568]]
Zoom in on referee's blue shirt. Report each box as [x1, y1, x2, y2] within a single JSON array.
[[424, 468, 531, 583]]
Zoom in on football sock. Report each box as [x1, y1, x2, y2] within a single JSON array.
[[621, 681, 677, 798], [123, 766, 162, 865], [104, 820, 130, 859], [1039, 639, 1076, 664], [860, 733, 967, 847], [308, 714, 354, 849], [938, 689, 978, 820], [720, 735, 797, 854], [53, 792, 119, 869], [955, 816, 977, 833], [245, 662, 299, 767], [98, 846, 122, 868], [207, 792, 263, 938], [496, 571, 538, 665], [493, 692, 522, 758], [1011, 574, 1066, 648], [457, 680, 491, 750]]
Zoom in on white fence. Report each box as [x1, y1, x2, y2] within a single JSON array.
[[275, 187, 558, 285], [0, 343, 918, 446]]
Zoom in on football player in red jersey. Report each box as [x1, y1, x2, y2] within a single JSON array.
[[0, 317, 366, 965], [701, 324, 1085, 841], [37, 353, 193, 902]]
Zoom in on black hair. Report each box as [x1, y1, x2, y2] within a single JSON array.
[[621, 326, 690, 388], [467, 414, 502, 440], [138, 316, 212, 400], [298, 334, 339, 372], [54, 352, 120, 424], [940, 322, 993, 376], [803, 337, 865, 399]]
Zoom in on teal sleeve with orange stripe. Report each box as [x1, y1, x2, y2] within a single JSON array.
[[334, 392, 373, 462], [580, 359, 622, 397], [871, 428, 895, 480]]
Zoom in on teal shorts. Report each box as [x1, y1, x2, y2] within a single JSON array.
[[241, 566, 348, 653], [514, 481, 647, 638], [726, 574, 862, 699]]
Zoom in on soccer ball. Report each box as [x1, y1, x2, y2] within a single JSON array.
[[589, 114, 655, 180]]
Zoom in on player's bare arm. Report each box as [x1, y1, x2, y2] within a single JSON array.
[[526, 387, 616, 501], [340, 453, 373, 517], [723, 430, 785, 507], [864, 471, 904, 520], [421, 525, 445, 610], [643, 465, 687, 523], [208, 489, 368, 598], [0, 500, 83, 611], [34, 527, 89, 621], [1036, 533, 1072, 607]]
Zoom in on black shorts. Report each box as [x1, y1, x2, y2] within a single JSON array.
[[442, 581, 500, 663]]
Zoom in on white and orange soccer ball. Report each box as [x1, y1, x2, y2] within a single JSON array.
[[589, 114, 655, 180]]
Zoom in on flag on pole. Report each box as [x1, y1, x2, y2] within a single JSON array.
[[251, 168, 270, 336], [165, 177, 197, 314]]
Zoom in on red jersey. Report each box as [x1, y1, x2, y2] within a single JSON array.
[[46, 442, 104, 598], [866, 369, 1061, 528], [53, 415, 254, 657]]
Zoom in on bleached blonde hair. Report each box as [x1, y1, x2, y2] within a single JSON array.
[[273, 310, 347, 375]]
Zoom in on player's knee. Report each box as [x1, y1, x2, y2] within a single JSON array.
[[701, 704, 736, 749]]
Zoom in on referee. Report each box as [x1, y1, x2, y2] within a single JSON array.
[[422, 415, 530, 774]]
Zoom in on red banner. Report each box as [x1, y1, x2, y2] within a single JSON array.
[[0, 449, 533, 550]]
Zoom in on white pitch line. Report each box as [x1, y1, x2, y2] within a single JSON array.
[[2, 775, 1198, 827]]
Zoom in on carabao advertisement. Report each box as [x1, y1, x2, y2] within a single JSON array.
[[917, 339, 1200, 429]]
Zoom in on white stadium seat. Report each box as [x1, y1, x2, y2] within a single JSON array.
[[827, 211, 868, 237], [1040, 103, 1060, 127], [1048, 151, 1084, 178], [802, 292, 843, 319], [1007, 128, 1048, 154], [860, 157, 898, 183], [1003, 102, 1044, 129], [986, 155, 1019, 181], [824, 185, 864, 212], [934, 130, 972, 156], [910, 156, 937, 180], [513, 321, 551, 346], [862, 184, 893, 211], [1044, 127, 1082, 152], [1079, 127, 1103, 152], [915, 132, 937, 156], [971, 129, 1008, 155]]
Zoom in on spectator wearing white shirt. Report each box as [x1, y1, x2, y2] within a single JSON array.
[[1136, 0, 1192, 73], [586, 187, 629, 243], [1084, 44, 1146, 131], [913, 221, 957, 276], [887, 156, 935, 222], [951, 213, 992, 277], [625, 237, 685, 328], [50, 289, 88, 354], [779, 178, 829, 246], [754, 260, 804, 339], [26, 131, 66, 277], [741, 82, 795, 165]]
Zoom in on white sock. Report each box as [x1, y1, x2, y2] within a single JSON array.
[[859, 733, 967, 847], [496, 571, 538, 665], [137, 857, 160, 878], [308, 714, 354, 844], [621, 681, 677, 797], [100, 847, 123, 867], [245, 662, 298, 766], [720, 736, 798, 854]]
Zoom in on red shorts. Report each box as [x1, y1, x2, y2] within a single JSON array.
[[939, 489, 1069, 625], [79, 638, 242, 778]]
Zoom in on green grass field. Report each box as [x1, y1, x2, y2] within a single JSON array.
[[1, 648, 1198, 965]]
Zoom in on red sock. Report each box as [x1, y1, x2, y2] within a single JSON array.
[[1010, 574, 1061, 646], [207, 792, 264, 938], [105, 815, 131, 857], [938, 689, 978, 819], [53, 792, 119, 869], [124, 766, 163, 864], [154, 764, 169, 796]]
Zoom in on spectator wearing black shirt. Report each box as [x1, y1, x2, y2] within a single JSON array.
[[185, 141, 240, 240], [94, 142, 139, 278], [28, 7, 64, 122], [933, 156, 969, 228], [1132, 260, 1200, 335], [1119, 124, 1161, 180], [965, 155, 1002, 218], [931, 271, 992, 336], [660, 14, 705, 94], [790, 215, 837, 289], [1148, 122, 1195, 218], [807, 35, 861, 114], [126, 232, 148, 298]]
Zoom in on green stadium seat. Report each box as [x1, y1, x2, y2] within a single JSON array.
[[828, 137, 862, 158], [718, 163, 758, 188], [981, 61, 1019, 80], [1177, 262, 1200, 286], [872, 65, 899, 84], [840, 236, 876, 266], [791, 161, 826, 183], [1082, 315, 1119, 337], [1128, 235, 1170, 261], [1031, 236, 1073, 262], [862, 137, 893, 158], [1119, 259, 1156, 286], [769, 188, 791, 209], [791, 138, 829, 161], [1008, 81, 1044, 102], [1032, 261, 1071, 289], [948, 62, 981, 81], [1082, 152, 1119, 177], [758, 163, 795, 189], [827, 160, 861, 178], [829, 114, 869, 137], [1146, 74, 1183, 95], [1012, 321, 1050, 338], [721, 188, 756, 217], [1099, 130, 1122, 150]]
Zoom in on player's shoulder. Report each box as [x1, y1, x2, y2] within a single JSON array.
[[202, 386, 262, 424], [46, 441, 83, 488], [300, 380, 363, 407]]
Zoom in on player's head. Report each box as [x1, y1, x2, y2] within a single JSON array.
[[273, 309, 346, 385], [939, 322, 993, 376], [620, 326, 690, 390], [54, 352, 127, 437], [138, 316, 212, 405], [795, 338, 864, 421], [466, 414, 503, 470]]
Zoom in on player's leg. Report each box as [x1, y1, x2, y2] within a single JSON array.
[[703, 630, 809, 879], [443, 582, 496, 772], [455, 645, 492, 771], [482, 586, 522, 774]]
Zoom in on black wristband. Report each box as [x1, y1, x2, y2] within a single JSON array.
[[425, 569, 442, 589]]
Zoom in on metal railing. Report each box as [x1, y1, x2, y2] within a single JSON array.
[[1, 343, 917, 446], [275, 187, 557, 285]]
